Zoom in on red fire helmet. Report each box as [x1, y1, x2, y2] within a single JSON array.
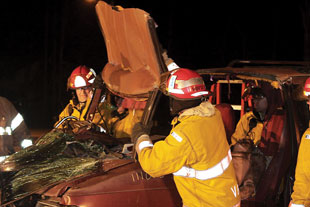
[[165, 68, 210, 100], [67, 65, 96, 90], [304, 77, 310, 97]]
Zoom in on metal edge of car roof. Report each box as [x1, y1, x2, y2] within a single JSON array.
[[196, 66, 310, 84]]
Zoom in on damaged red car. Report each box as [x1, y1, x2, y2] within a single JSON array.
[[1, 1, 310, 207]]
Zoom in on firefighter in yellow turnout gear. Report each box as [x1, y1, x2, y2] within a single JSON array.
[[132, 68, 240, 207], [55, 65, 117, 134], [56, 97, 116, 134], [290, 128, 310, 207], [289, 77, 310, 207]]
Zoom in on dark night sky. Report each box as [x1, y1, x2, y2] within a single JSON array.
[[0, 0, 307, 128]]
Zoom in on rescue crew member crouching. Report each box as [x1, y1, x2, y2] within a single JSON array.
[[55, 65, 113, 133], [289, 77, 310, 207], [131, 68, 241, 207]]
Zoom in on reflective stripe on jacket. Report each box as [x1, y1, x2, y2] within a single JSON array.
[[0, 126, 12, 135], [0, 97, 30, 155], [173, 149, 232, 180], [137, 101, 240, 207], [0, 113, 24, 135], [291, 128, 310, 206], [289, 202, 305, 207]]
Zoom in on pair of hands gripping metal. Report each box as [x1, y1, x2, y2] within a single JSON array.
[[68, 120, 95, 134], [67, 118, 152, 158]]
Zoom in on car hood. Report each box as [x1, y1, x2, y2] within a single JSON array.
[[95, 1, 167, 98]]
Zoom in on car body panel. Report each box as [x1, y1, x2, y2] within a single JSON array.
[[198, 66, 309, 83], [96, 1, 167, 98], [59, 161, 181, 206]]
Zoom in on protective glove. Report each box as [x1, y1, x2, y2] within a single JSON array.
[[69, 120, 93, 134], [131, 122, 151, 143]]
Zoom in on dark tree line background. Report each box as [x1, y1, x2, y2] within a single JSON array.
[[0, 0, 309, 129]]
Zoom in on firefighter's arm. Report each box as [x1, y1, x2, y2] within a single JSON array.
[[54, 103, 72, 128], [135, 129, 191, 178], [3, 98, 31, 148], [231, 113, 263, 146]]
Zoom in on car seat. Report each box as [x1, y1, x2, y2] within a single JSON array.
[[215, 103, 236, 145]]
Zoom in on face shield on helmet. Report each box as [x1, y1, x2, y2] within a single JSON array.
[[67, 65, 96, 90], [164, 68, 210, 100]]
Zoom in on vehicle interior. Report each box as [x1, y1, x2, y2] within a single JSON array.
[[194, 61, 310, 207], [208, 77, 288, 206]]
